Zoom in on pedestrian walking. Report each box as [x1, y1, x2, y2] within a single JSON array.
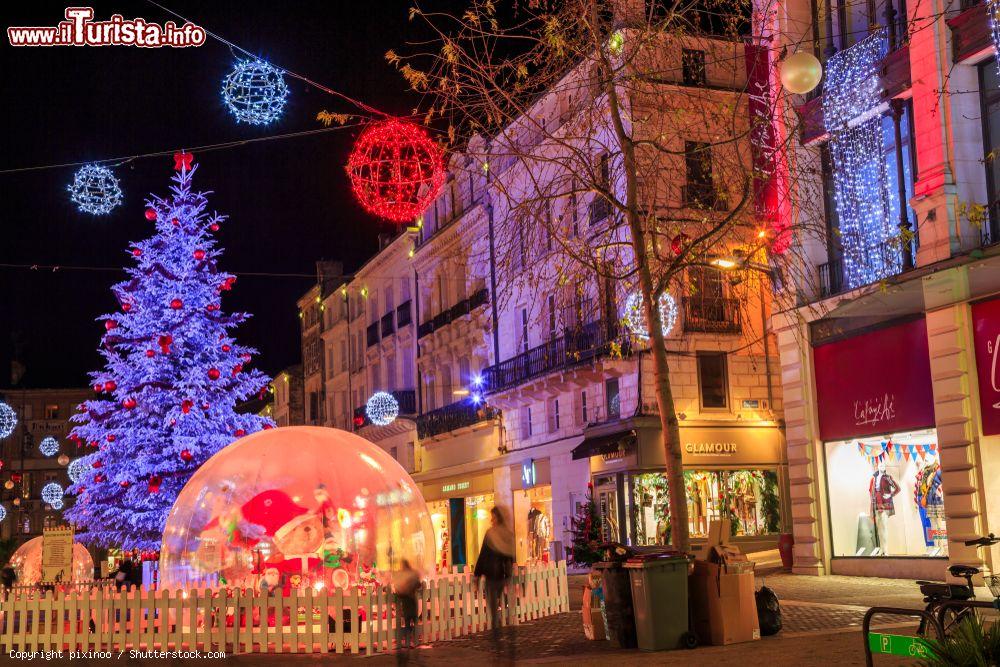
[[474, 506, 515, 661], [393, 559, 422, 664]]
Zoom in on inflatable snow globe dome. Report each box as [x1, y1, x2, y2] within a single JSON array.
[[7, 536, 94, 584], [158, 426, 434, 592]]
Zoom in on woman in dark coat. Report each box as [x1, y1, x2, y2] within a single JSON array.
[[474, 506, 515, 658]]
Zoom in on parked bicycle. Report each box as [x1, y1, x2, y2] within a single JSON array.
[[916, 533, 1000, 636]]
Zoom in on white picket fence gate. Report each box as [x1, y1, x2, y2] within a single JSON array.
[[0, 561, 569, 655]]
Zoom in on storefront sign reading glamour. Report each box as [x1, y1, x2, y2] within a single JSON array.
[[684, 442, 738, 456], [813, 318, 935, 441], [972, 297, 1000, 436]]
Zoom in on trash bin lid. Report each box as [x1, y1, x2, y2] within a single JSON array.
[[624, 552, 689, 567]]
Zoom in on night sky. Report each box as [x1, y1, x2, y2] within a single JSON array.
[[1, 1, 448, 389]]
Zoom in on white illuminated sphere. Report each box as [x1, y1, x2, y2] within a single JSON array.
[[0, 505, 5, 522], [158, 426, 434, 591], [39, 437, 60, 457], [780, 51, 823, 94], [222, 60, 289, 125], [366, 391, 400, 426], [623, 291, 678, 340], [68, 164, 123, 215], [41, 482, 64, 506], [7, 536, 94, 584], [68, 458, 88, 484], [0, 402, 17, 439]]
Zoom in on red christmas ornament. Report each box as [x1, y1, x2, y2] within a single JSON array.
[[105, 319, 118, 331], [219, 276, 236, 292], [104, 380, 117, 392], [353, 415, 365, 427], [172, 218, 180, 227], [93, 383, 103, 393], [347, 118, 446, 223], [120, 480, 131, 488], [181, 399, 193, 414], [240, 353, 251, 362], [148, 475, 163, 493], [158, 334, 173, 354], [173, 151, 194, 171], [145, 350, 155, 358], [206, 303, 219, 312], [232, 364, 243, 376], [89, 440, 98, 448], [122, 397, 137, 409], [263, 423, 274, 430], [234, 429, 246, 437], [670, 233, 690, 256], [193, 249, 206, 260], [180, 449, 193, 463], [94, 474, 106, 483], [144, 208, 158, 221], [121, 303, 132, 312], [132, 248, 142, 257], [209, 223, 220, 232], [221, 344, 231, 352], [92, 460, 103, 468], [170, 298, 183, 310], [107, 434, 116, 442], [207, 368, 221, 381]]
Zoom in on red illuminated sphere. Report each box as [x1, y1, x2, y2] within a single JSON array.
[[170, 298, 183, 310], [207, 368, 221, 381], [144, 208, 157, 221], [180, 449, 193, 463], [347, 118, 446, 223], [193, 249, 206, 260]]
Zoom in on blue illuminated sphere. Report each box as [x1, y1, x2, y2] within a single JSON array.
[[0, 402, 16, 439], [0, 505, 6, 522], [68, 164, 123, 215], [221, 60, 289, 125], [42, 482, 64, 506], [366, 391, 399, 426], [39, 436, 59, 457]]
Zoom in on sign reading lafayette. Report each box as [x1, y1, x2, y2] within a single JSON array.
[[972, 297, 1000, 436]]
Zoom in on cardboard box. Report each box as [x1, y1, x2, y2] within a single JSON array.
[[690, 559, 761, 645]]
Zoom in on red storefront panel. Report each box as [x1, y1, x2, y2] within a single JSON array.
[[814, 318, 935, 441], [972, 297, 1000, 436]]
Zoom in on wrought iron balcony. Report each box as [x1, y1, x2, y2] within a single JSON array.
[[417, 288, 489, 339], [681, 297, 741, 334], [482, 319, 628, 395], [366, 322, 379, 348], [396, 300, 412, 328], [380, 312, 395, 338], [818, 257, 845, 298], [416, 400, 500, 439]]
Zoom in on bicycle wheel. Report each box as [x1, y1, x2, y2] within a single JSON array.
[[938, 607, 973, 637]]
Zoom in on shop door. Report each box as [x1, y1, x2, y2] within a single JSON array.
[[449, 498, 466, 567], [596, 483, 621, 543]]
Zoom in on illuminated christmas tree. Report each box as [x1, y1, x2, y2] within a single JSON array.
[[570, 483, 603, 566], [65, 154, 273, 550]]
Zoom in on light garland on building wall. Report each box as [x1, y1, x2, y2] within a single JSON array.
[[0, 402, 16, 439], [68, 164, 123, 215], [366, 391, 400, 426], [989, 0, 1000, 77], [623, 291, 678, 340], [823, 29, 899, 289], [221, 60, 289, 126], [39, 437, 59, 457]]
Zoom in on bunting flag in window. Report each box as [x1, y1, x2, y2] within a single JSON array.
[[823, 29, 899, 290]]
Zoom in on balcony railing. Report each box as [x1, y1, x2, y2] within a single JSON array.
[[352, 389, 418, 429], [818, 257, 845, 298], [380, 312, 395, 338], [416, 400, 501, 439], [417, 288, 489, 339], [396, 300, 412, 328], [681, 297, 741, 334], [366, 322, 379, 348], [482, 319, 628, 394]]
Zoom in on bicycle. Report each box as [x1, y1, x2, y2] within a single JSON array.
[[916, 533, 1000, 637]]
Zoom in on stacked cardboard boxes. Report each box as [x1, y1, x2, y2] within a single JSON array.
[[689, 520, 761, 645]]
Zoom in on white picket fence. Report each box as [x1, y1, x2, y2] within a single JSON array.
[[0, 561, 569, 655]]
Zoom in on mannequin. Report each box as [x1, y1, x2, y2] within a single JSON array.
[[915, 461, 945, 553], [869, 462, 900, 554]]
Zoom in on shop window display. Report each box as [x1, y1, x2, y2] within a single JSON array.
[[631, 469, 780, 545], [515, 486, 553, 563], [427, 499, 451, 571], [824, 429, 947, 558]]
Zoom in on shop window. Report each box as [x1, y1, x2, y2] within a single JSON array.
[[605, 378, 620, 420], [547, 398, 560, 433], [44, 404, 60, 420], [631, 469, 781, 545], [824, 429, 947, 558], [697, 352, 728, 409]]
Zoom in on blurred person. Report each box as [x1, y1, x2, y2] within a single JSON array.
[[474, 506, 515, 660], [393, 559, 422, 664]]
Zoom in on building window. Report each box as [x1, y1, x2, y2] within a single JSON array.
[[682, 49, 706, 86], [547, 295, 557, 341], [44, 404, 60, 420], [605, 378, 620, 420], [579, 390, 589, 424], [521, 406, 533, 439], [980, 59, 1000, 242], [684, 141, 715, 207], [309, 391, 320, 422], [521, 308, 529, 353], [697, 352, 729, 409], [548, 398, 560, 432]]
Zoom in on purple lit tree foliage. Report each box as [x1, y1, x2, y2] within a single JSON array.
[[65, 155, 273, 550]]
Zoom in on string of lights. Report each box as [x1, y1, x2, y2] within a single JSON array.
[[823, 28, 899, 289], [989, 0, 1000, 77]]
